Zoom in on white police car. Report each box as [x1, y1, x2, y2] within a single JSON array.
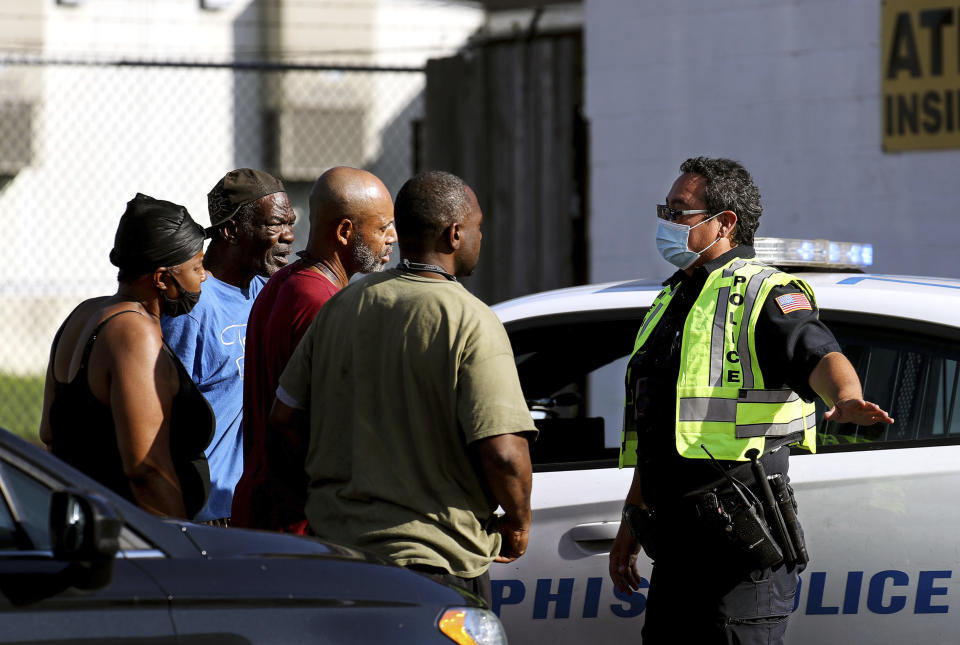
[[488, 238, 960, 644]]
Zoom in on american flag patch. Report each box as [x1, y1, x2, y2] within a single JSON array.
[[775, 292, 812, 314]]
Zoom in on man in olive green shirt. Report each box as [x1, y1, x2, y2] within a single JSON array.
[[272, 171, 535, 602]]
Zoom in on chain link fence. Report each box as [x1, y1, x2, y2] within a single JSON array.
[[0, 56, 425, 442]]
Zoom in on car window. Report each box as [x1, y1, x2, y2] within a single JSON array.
[[0, 459, 53, 551], [508, 311, 960, 468], [815, 320, 960, 451], [507, 312, 644, 470]]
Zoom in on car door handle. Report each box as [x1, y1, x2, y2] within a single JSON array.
[[570, 521, 620, 542]]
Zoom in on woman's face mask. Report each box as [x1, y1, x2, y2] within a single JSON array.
[[160, 275, 201, 317], [655, 211, 722, 270]]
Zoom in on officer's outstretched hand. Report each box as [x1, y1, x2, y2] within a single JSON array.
[[494, 515, 529, 563], [823, 399, 894, 426], [609, 522, 642, 595]]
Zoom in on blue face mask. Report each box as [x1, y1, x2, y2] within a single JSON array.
[[655, 212, 722, 270]]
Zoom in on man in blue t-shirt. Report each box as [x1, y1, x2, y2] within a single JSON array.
[[162, 168, 296, 524]]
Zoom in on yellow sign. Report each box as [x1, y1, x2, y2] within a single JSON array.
[[882, 0, 960, 151]]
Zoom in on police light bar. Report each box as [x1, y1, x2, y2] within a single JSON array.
[[753, 237, 874, 269]]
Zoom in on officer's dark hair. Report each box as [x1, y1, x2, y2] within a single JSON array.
[[679, 157, 762, 246], [394, 170, 471, 249]]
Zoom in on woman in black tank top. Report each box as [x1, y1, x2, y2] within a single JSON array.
[[39, 194, 215, 519]]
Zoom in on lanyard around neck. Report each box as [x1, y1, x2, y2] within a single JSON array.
[[296, 250, 341, 286], [398, 258, 457, 282]]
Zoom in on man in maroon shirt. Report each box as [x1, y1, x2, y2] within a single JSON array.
[[232, 167, 396, 533]]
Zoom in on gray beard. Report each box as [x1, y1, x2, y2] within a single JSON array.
[[350, 236, 385, 273]]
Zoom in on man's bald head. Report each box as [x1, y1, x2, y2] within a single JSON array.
[[305, 167, 396, 276], [308, 167, 391, 230]]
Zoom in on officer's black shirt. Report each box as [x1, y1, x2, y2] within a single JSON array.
[[629, 245, 841, 510]]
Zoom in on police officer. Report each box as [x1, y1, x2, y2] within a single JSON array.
[[608, 157, 893, 644]]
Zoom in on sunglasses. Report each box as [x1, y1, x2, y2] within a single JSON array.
[[656, 205, 709, 222]]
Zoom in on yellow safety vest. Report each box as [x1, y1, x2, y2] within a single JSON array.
[[619, 257, 818, 468]]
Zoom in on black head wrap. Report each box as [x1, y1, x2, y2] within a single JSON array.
[[109, 193, 206, 277]]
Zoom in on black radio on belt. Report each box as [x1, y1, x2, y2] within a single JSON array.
[[697, 446, 785, 570], [727, 500, 784, 569], [692, 447, 810, 571]]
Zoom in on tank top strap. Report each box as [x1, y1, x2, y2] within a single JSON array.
[[49, 302, 86, 367], [79, 310, 142, 371]]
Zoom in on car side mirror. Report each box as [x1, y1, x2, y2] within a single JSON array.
[[49, 489, 122, 589], [526, 391, 583, 419], [552, 392, 582, 407]]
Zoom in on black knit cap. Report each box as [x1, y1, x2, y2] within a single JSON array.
[[206, 168, 285, 233], [109, 193, 206, 276]]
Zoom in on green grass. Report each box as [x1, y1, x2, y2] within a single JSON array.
[[0, 372, 44, 445]]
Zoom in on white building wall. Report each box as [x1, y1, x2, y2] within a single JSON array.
[[373, 1, 485, 68], [585, 0, 955, 284], [42, 0, 254, 59]]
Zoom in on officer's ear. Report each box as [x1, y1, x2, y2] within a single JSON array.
[[718, 211, 738, 239]]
